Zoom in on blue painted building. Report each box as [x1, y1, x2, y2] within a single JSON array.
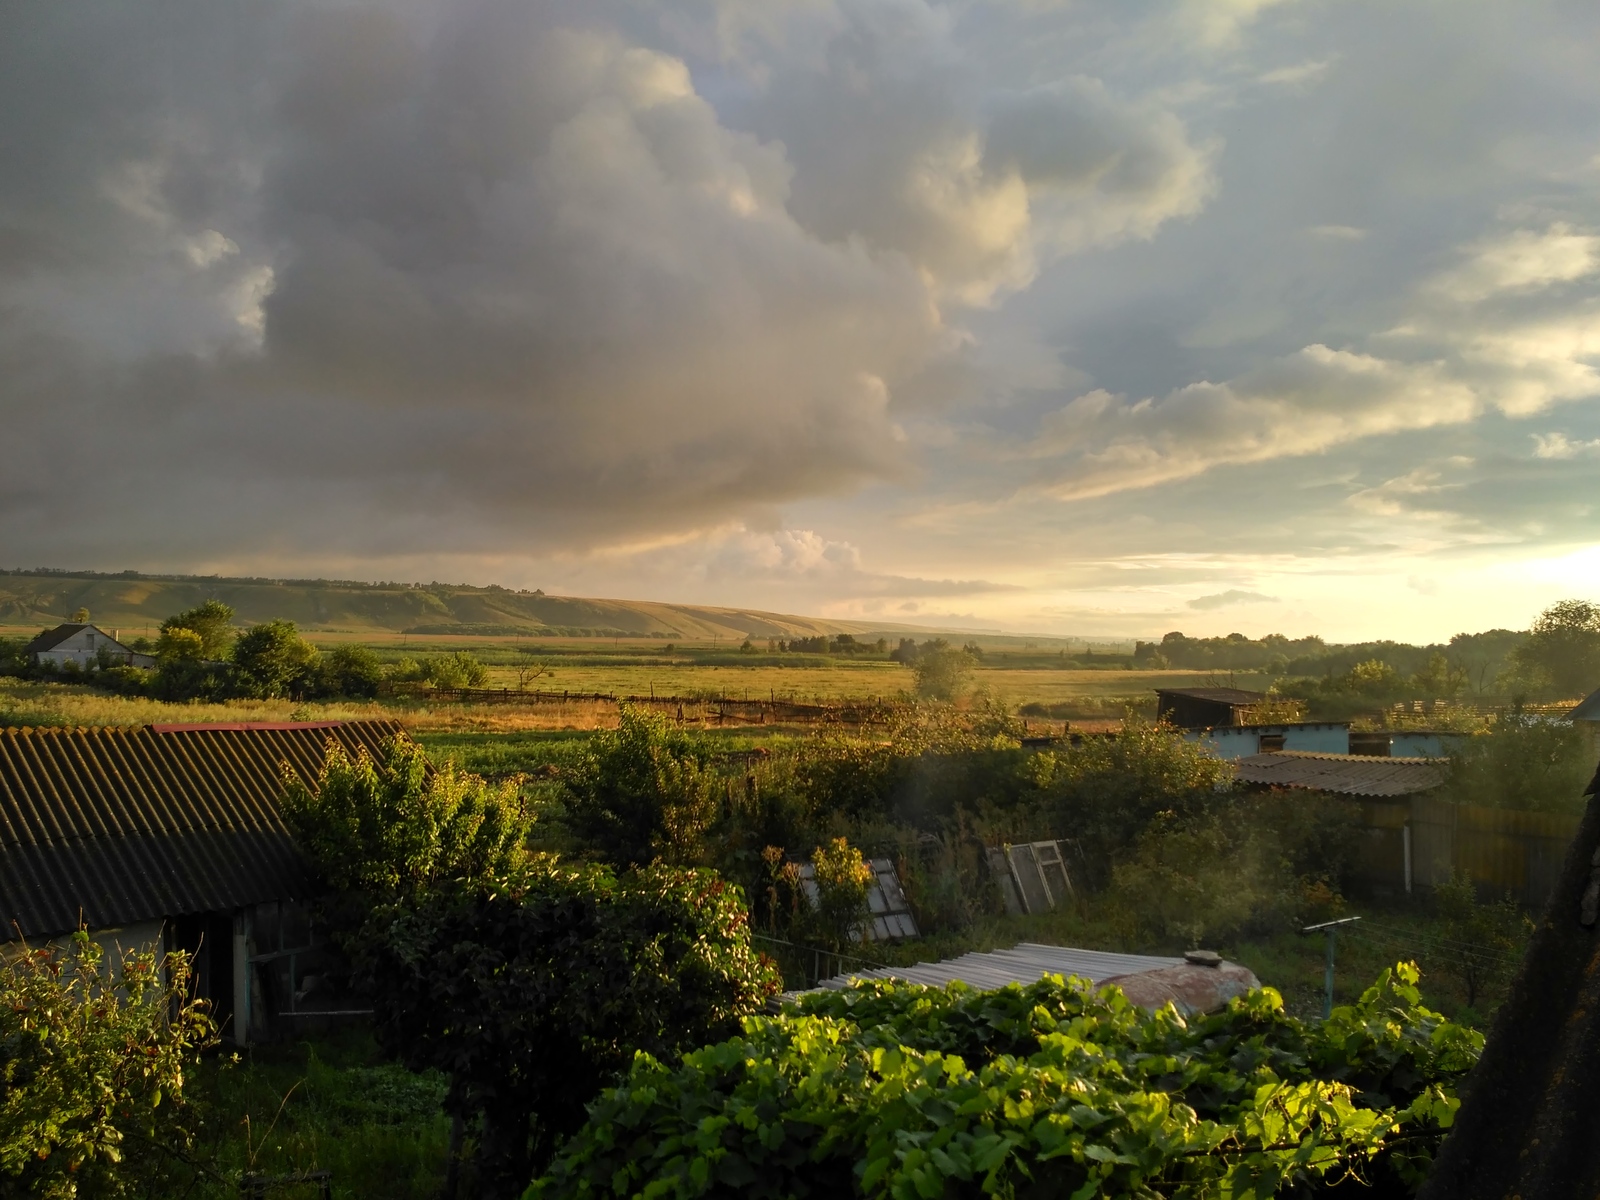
[[1184, 722, 1350, 760]]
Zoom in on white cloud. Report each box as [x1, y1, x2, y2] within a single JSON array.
[[1532, 432, 1600, 459], [1425, 223, 1600, 303]]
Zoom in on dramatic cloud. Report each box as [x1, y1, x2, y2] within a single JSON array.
[[4, 0, 1600, 638]]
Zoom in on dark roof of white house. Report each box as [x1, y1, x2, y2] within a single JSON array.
[[1155, 687, 1267, 705], [1570, 687, 1600, 722], [23, 624, 96, 654]]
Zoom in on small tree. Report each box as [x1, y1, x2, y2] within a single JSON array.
[[160, 600, 236, 660], [562, 704, 718, 866], [358, 864, 780, 1196], [316, 644, 384, 698], [280, 736, 531, 900], [807, 837, 873, 950], [911, 639, 977, 700], [69, 607, 90, 624], [155, 626, 205, 664], [231, 618, 319, 698], [1432, 872, 1532, 1008], [424, 651, 490, 690], [0, 934, 216, 1199]]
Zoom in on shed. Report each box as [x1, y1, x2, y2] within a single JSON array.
[[1184, 721, 1349, 760], [0, 719, 406, 1043], [1232, 750, 1444, 798], [1156, 687, 1266, 729], [23, 623, 155, 670], [1571, 688, 1600, 757]]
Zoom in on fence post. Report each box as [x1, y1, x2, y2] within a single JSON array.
[[1302, 916, 1362, 1019]]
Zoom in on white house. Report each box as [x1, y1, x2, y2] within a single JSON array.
[[23, 623, 156, 670]]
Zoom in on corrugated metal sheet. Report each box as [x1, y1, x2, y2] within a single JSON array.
[[1234, 750, 1443, 797], [0, 720, 405, 939], [814, 942, 1182, 992]]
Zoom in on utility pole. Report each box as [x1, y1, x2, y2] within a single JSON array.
[[1301, 916, 1362, 1018]]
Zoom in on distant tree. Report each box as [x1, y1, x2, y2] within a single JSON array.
[[1412, 652, 1469, 699], [739, 639, 755, 654], [231, 618, 320, 698], [69, 606, 90, 624], [1508, 599, 1600, 697], [423, 650, 489, 689], [889, 637, 919, 665], [911, 639, 976, 701], [160, 599, 236, 660], [317, 644, 385, 698]]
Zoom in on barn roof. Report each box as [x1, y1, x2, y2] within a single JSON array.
[[1232, 749, 1444, 797], [0, 720, 405, 939]]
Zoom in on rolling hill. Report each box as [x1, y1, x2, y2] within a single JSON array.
[[0, 569, 945, 642]]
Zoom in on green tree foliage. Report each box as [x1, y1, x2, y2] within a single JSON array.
[[534, 964, 1479, 1200], [0, 934, 216, 1199], [1507, 598, 1600, 696], [358, 863, 780, 1197], [280, 736, 532, 900], [1439, 713, 1594, 813], [1431, 873, 1533, 1009], [806, 837, 872, 950], [159, 599, 236, 660], [1412, 652, 1469, 698], [910, 639, 976, 700], [230, 618, 320, 698], [317, 644, 385, 698], [1029, 719, 1234, 886], [563, 704, 718, 867], [423, 651, 490, 689], [154, 626, 205, 663], [68, 607, 90, 624]]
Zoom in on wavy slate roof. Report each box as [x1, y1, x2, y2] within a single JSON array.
[[1571, 687, 1600, 722], [1232, 749, 1444, 797], [0, 720, 405, 939]]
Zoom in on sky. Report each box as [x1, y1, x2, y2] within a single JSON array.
[[3, 0, 1599, 643]]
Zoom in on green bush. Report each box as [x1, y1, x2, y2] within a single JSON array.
[[1439, 713, 1594, 813], [0, 934, 216, 1199], [562, 705, 719, 867], [317, 644, 385, 698], [534, 964, 1479, 1200], [424, 651, 490, 690], [356, 863, 781, 1198], [231, 619, 320, 699], [280, 735, 532, 900]]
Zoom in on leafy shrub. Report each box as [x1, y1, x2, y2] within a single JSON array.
[[534, 964, 1480, 1200], [316, 644, 386, 698], [1439, 712, 1594, 813], [357, 863, 780, 1197], [562, 704, 718, 866], [911, 639, 976, 700], [280, 735, 532, 900], [424, 650, 490, 689], [231, 618, 320, 699], [160, 599, 237, 660], [0, 934, 216, 1199], [805, 837, 872, 950], [1431, 872, 1533, 1008]]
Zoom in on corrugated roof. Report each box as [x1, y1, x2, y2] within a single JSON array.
[[1234, 750, 1443, 797], [0, 720, 405, 938], [1570, 687, 1600, 722], [1155, 687, 1266, 704], [813, 942, 1183, 992]]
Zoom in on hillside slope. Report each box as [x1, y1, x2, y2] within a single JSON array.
[[0, 570, 918, 640]]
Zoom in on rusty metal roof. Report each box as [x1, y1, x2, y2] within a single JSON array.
[[1233, 749, 1444, 797], [0, 720, 405, 939]]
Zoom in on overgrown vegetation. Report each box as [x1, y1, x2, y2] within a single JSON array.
[[535, 964, 1480, 1200], [0, 934, 215, 1199]]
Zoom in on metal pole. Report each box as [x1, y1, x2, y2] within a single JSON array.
[[1301, 916, 1362, 1020]]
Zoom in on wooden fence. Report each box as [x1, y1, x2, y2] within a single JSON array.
[[378, 682, 903, 728], [1349, 795, 1581, 908]]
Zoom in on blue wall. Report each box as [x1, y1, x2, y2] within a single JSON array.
[[1185, 723, 1350, 760]]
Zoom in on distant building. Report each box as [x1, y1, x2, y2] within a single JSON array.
[[1184, 721, 1350, 759], [0, 719, 405, 1045], [1155, 686, 1267, 729], [22, 623, 155, 669], [1570, 687, 1600, 757]]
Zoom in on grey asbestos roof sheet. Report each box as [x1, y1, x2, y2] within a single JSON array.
[[1233, 750, 1444, 797], [1570, 687, 1600, 722], [814, 942, 1183, 992]]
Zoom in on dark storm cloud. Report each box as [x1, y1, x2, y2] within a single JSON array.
[[0, 0, 1209, 568]]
